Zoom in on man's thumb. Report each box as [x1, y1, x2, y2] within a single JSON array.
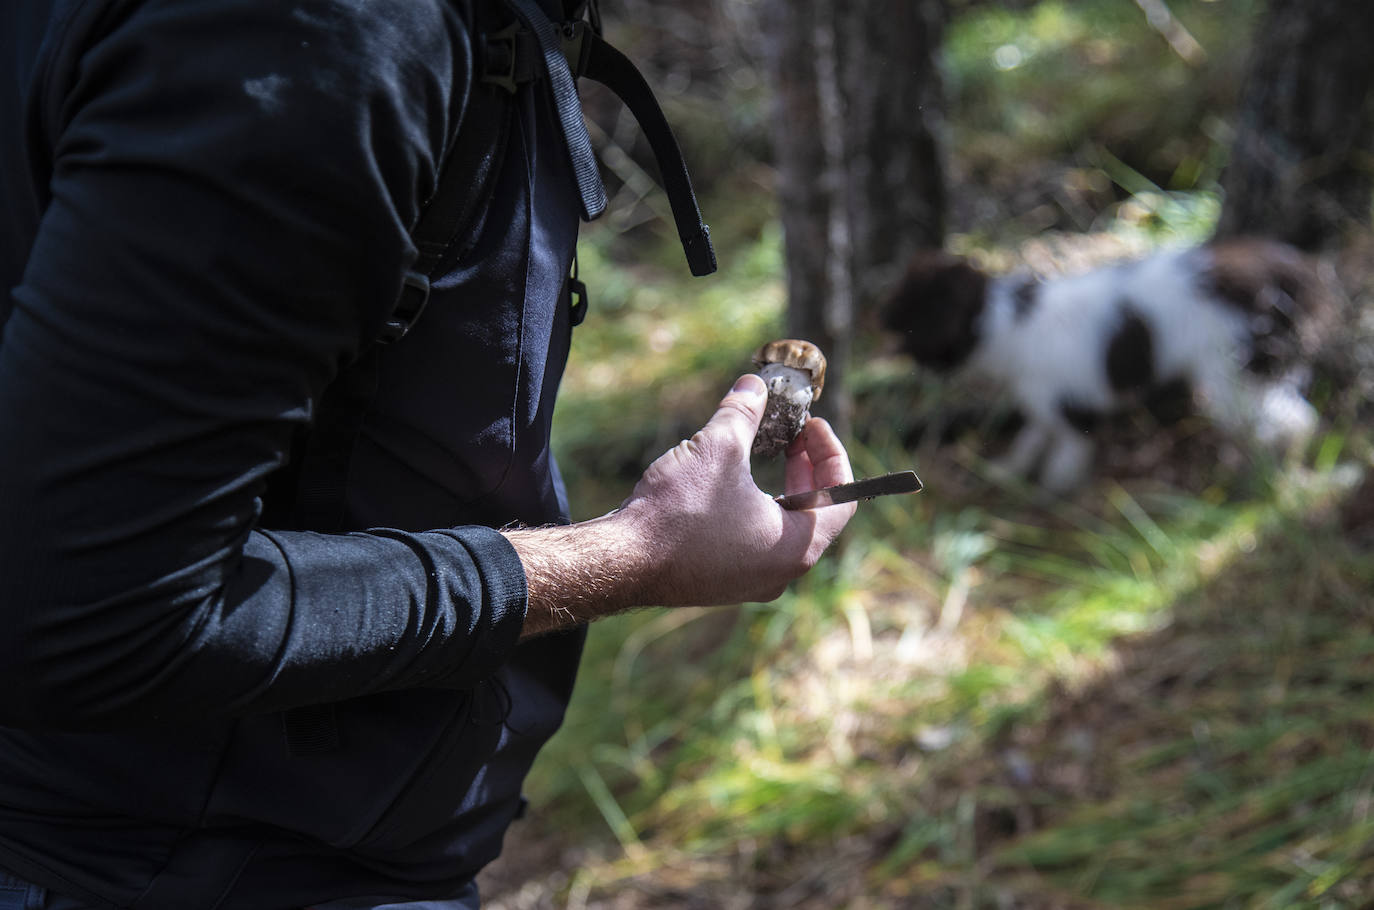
[[705, 374, 767, 449]]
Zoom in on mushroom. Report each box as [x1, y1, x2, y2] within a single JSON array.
[[750, 339, 827, 458]]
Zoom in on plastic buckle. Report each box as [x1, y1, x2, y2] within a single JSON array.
[[379, 271, 430, 344], [481, 21, 523, 93], [559, 20, 592, 78], [568, 276, 589, 327]]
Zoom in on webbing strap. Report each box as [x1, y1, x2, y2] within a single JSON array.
[[412, 87, 512, 273], [380, 24, 519, 345], [501, 0, 607, 222], [483, 6, 716, 276], [576, 26, 716, 276]]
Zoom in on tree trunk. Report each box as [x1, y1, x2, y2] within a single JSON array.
[[764, 0, 947, 439], [1216, 0, 1374, 250]]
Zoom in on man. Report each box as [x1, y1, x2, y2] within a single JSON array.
[[0, 1, 854, 908]]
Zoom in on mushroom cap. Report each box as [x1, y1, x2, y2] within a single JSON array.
[[752, 338, 827, 401]]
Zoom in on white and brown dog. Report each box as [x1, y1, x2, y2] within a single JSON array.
[[882, 239, 1324, 492]]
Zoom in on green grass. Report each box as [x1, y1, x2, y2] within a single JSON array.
[[979, 525, 1374, 908], [487, 202, 1374, 907]]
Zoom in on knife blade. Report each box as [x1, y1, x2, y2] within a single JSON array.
[[774, 470, 923, 511]]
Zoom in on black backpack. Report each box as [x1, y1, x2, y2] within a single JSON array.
[[264, 0, 715, 541], [383, 0, 716, 346]]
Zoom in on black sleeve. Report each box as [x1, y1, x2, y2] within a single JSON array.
[[0, 0, 529, 729]]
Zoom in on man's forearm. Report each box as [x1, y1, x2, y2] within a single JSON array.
[[503, 511, 659, 639]]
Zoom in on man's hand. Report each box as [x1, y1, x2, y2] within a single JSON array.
[[617, 373, 855, 605], [504, 374, 857, 638]]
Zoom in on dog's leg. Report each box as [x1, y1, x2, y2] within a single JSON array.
[[1040, 426, 1096, 494], [1194, 361, 1253, 438], [990, 420, 1051, 481]]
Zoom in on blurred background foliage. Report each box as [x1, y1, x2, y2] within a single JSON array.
[[480, 0, 1374, 907]]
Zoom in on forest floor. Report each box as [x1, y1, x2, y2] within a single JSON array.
[[472, 226, 1374, 909]]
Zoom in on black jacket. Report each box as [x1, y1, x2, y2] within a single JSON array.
[[0, 0, 586, 905]]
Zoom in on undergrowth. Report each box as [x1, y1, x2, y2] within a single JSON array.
[[477, 204, 1374, 908]]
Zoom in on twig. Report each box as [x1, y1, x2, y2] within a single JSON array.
[[1132, 0, 1207, 67]]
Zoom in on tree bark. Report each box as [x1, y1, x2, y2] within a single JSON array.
[[1216, 0, 1374, 250], [764, 0, 948, 439]]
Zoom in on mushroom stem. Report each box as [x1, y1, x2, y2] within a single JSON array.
[[750, 339, 827, 458]]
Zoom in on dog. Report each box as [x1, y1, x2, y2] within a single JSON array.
[[882, 239, 1324, 492]]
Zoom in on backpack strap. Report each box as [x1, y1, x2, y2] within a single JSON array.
[[573, 25, 716, 277], [497, 0, 607, 224], [480, 3, 717, 277], [379, 74, 515, 344], [381, 0, 717, 347]]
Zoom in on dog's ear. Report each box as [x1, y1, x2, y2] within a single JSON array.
[[1203, 238, 1315, 320], [882, 251, 989, 371], [1203, 237, 1331, 370]]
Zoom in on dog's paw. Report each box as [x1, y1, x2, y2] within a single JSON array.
[[1253, 384, 1318, 451], [1039, 435, 1095, 495]]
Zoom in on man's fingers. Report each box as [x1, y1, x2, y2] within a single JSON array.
[[783, 418, 852, 494], [701, 374, 767, 453], [803, 418, 853, 487], [783, 446, 813, 495]]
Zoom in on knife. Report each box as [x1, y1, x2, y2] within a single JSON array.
[[774, 470, 923, 511]]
